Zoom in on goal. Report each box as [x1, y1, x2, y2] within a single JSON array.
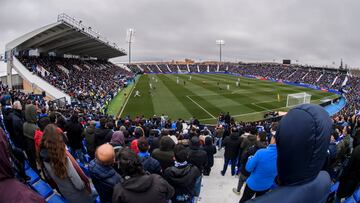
[[286, 92, 311, 107]]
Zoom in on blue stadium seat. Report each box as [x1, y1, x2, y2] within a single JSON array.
[[343, 196, 356, 203], [95, 196, 100, 203], [78, 162, 90, 177], [47, 194, 67, 203], [353, 187, 360, 202], [25, 168, 40, 185], [24, 161, 30, 170], [330, 182, 339, 193], [83, 154, 91, 163], [32, 179, 54, 198]]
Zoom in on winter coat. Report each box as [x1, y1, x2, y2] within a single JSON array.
[[0, 128, 45, 203], [249, 104, 332, 203], [84, 125, 96, 159], [139, 152, 162, 174], [336, 145, 360, 198], [34, 129, 43, 153], [222, 133, 242, 159], [65, 121, 84, 150], [94, 127, 111, 149], [147, 136, 160, 154], [245, 144, 277, 191], [203, 140, 216, 168], [11, 109, 25, 148], [112, 173, 174, 203], [186, 146, 207, 173], [152, 137, 175, 171], [23, 104, 38, 140], [240, 141, 266, 176], [163, 164, 201, 202], [89, 159, 122, 203]]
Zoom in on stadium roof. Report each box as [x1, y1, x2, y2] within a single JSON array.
[[5, 13, 126, 59]]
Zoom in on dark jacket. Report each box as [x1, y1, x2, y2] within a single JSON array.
[[89, 159, 122, 203], [94, 127, 111, 149], [112, 173, 174, 203], [163, 164, 201, 202], [186, 146, 207, 173], [240, 141, 266, 176], [11, 109, 25, 148], [222, 133, 241, 159], [249, 104, 333, 203], [140, 154, 162, 175], [84, 124, 96, 159], [23, 104, 38, 140], [203, 137, 216, 168], [147, 136, 160, 154], [336, 145, 360, 198], [65, 120, 84, 150], [152, 137, 175, 171]]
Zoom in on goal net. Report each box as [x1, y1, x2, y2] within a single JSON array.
[[286, 92, 311, 107]]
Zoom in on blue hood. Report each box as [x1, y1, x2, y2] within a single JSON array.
[[89, 159, 118, 180], [276, 104, 332, 186]]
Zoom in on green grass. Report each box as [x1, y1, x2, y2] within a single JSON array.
[[113, 74, 337, 124]]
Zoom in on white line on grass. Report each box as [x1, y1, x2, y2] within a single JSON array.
[[251, 102, 269, 111], [186, 95, 216, 119], [118, 78, 138, 117]]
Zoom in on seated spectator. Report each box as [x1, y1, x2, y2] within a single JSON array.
[[112, 148, 174, 203], [152, 136, 175, 171], [202, 136, 216, 176], [40, 124, 93, 203], [164, 144, 201, 203], [89, 143, 122, 203], [248, 104, 333, 203], [239, 134, 277, 202], [137, 137, 161, 174]]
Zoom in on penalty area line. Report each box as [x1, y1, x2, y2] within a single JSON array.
[[186, 95, 216, 119]]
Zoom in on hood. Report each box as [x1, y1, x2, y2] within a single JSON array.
[[165, 165, 193, 184], [276, 104, 332, 186], [0, 129, 14, 180], [160, 136, 175, 151], [230, 133, 239, 140], [122, 174, 153, 192], [111, 131, 125, 146], [89, 160, 117, 179], [25, 104, 37, 123]]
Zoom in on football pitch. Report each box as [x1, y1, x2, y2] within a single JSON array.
[[108, 74, 337, 124]]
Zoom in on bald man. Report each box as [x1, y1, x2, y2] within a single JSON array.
[[89, 144, 122, 203]]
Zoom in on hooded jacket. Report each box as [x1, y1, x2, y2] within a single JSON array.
[[112, 173, 174, 203], [65, 118, 84, 150], [84, 124, 96, 159], [163, 163, 201, 201], [89, 159, 122, 203], [0, 129, 45, 203], [222, 133, 242, 159], [11, 109, 25, 148], [23, 104, 38, 140], [248, 104, 332, 203], [187, 137, 208, 173], [152, 137, 175, 171]]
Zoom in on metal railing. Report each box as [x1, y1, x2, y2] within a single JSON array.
[[57, 13, 126, 53]]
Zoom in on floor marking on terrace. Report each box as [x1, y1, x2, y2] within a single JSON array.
[[186, 95, 216, 119]]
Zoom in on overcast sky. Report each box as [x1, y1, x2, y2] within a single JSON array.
[[0, 0, 359, 68]]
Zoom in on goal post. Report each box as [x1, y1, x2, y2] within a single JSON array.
[[286, 92, 311, 107]]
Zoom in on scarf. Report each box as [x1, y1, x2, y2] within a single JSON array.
[[65, 151, 91, 193], [175, 161, 188, 168]]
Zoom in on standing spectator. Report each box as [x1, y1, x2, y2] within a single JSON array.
[[65, 113, 84, 163], [110, 130, 125, 147], [239, 135, 277, 202], [84, 121, 97, 159], [221, 130, 241, 176], [130, 127, 144, 154], [164, 144, 201, 203], [40, 124, 93, 203], [94, 118, 111, 149], [247, 104, 332, 203], [137, 137, 161, 174], [147, 129, 160, 154], [112, 148, 174, 203], [0, 129, 45, 203], [34, 116, 50, 153], [89, 144, 122, 203], [10, 101, 25, 149], [203, 137, 216, 176], [214, 125, 224, 150], [152, 136, 175, 171], [23, 103, 38, 170]]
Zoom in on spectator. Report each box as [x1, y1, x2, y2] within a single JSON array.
[[95, 118, 111, 149], [0, 129, 45, 203], [130, 127, 144, 154], [137, 137, 161, 174], [221, 130, 241, 176], [147, 129, 160, 154], [214, 125, 224, 149], [65, 113, 85, 163], [84, 121, 97, 159], [10, 101, 25, 149], [23, 103, 38, 171], [89, 144, 122, 203], [247, 104, 333, 203], [110, 130, 125, 147], [40, 124, 93, 203], [202, 136, 216, 176], [34, 116, 50, 153], [152, 136, 175, 171], [239, 134, 277, 202], [112, 148, 174, 203], [164, 144, 201, 203]]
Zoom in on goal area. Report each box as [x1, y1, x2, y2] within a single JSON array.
[[286, 92, 311, 107]]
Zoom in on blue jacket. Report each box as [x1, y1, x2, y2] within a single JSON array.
[[245, 144, 277, 191], [248, 104, 332, 203], [89, 159, 122, 203]]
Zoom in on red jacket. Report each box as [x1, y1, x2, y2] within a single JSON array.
[[34, 129, 43, 153]]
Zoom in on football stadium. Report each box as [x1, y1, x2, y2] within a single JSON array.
[[0, 1, 359, 203]]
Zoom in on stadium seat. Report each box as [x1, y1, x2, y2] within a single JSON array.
[[353, 187, 360, 202], [343, 196, 356, 203], [95, 196, 101, 203], [78, 162, 90, 177], [83, 154, 91, 163], [24, 161, 30, 170], [47, 194, 67, 203], [25, 168, 40, 185], [31, 179, 54, 198], [330, 182, 339, 193]]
